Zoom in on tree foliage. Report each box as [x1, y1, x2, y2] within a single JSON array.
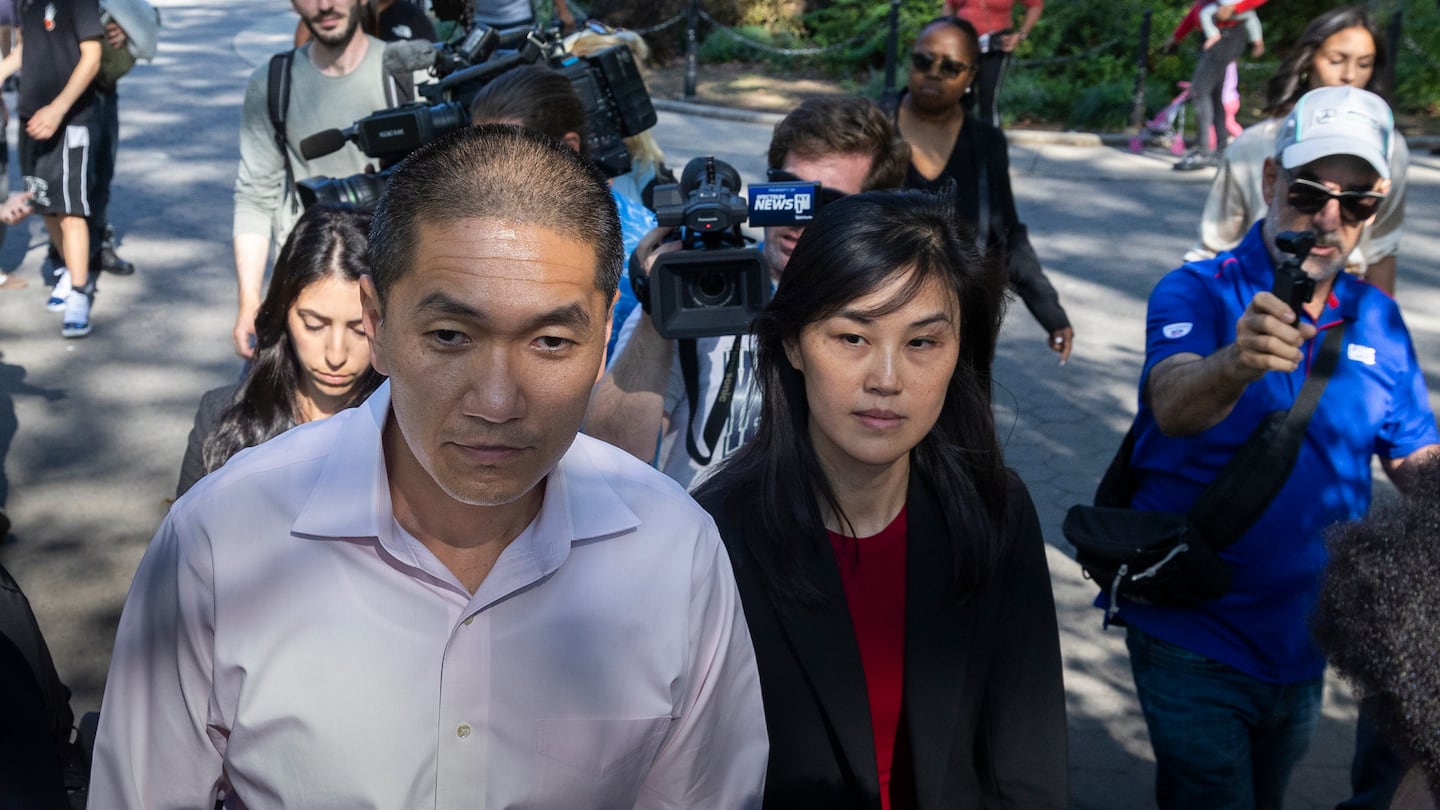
[[596, 0, 1440, 130]]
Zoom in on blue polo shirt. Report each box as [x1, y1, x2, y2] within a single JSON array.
[[1108, 222, 1438, 684]]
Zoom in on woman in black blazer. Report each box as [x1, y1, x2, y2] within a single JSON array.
[[694, 189, 1067, 810]]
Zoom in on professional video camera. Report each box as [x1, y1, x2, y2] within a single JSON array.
[[633, 156, 841, 339], [296, 15, 656, 209]]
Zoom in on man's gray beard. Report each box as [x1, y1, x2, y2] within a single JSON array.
[[1263, 215, 1346, 283]]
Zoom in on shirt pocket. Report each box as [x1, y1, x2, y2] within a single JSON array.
[[537, 715, 670, 778]]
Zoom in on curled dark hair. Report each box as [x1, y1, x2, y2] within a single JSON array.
[[1314, 460, 1440, 795], [694, 188, 1011, 602], [767, 96, 911, 192], [202, 204, 383, 473], [1263, 7, 1387, 118]]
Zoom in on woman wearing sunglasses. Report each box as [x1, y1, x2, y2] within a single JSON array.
[[897, 16, 1074, 365], [694, 188, 1068, 810], [1186, 7, 1405, 295]]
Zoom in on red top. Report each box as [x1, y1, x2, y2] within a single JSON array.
[[944, 0, 1042, 36], [829, 507, 915, 810]]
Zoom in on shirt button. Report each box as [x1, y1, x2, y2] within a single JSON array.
[[463, 615, 474, 626], [456, 723, 472, 739]]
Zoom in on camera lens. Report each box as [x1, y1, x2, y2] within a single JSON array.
[[686, 270, 738, 309]]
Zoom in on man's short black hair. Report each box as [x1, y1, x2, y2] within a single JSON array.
[[367, 124, 623, 308]]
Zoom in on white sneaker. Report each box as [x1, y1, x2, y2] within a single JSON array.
[[46, 268, 71, 312], [61, 289, 91, 338]]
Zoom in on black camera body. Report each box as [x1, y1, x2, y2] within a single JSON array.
[[633, 157, 844, 339], [297, 24, 656, 209], [1272, 230, 1317, 315], [639, 157, 768, 340]]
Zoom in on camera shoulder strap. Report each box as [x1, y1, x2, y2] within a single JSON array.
[[1189, 321, 1346, 549], [266, 50, 298, 215], [1094, 322, 1345, 549], [681, 336, 745, 466]]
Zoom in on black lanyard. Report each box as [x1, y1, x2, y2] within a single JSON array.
[[679, 336, 745, 466]]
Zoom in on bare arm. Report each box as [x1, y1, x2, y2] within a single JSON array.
[[0, 31, 20, 83], [1382, 444, 1440, 494], [1148, 291, 1315, 436], [552, 0, 575, 30], [584, 228, 679, 461], [586, 314, 673, 462], [232, 233, 270, 358], [1001, 2, 1043, 50]]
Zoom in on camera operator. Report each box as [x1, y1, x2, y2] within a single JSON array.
[[1097, 86, 1439, 809], [584, 96, 910, 489], [231, 0, 412, 359]]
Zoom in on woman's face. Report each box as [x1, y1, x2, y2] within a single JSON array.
[[1309, 26, 1376, 91], [784, 270, 961, 479], [908, 24, 978, 115], [287, 274, 370, 411]]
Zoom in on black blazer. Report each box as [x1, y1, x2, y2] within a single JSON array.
[[698, 473, 1068, 809]]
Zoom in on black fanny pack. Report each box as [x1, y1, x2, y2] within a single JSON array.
[[1065, 324, 1345, 623]]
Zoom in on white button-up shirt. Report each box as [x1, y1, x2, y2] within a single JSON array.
[[92, 383, 768, 809]]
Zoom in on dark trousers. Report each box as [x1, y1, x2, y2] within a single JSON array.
[[1127, 626, 1323, 810], [973, 48, 1009, 129], [88, 85, 118, 253], [1337, 698, 1409, 810], [1190, 26, 1248, 156]]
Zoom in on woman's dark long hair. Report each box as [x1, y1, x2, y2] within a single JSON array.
[[1263, 7, 1386, 118], [694, 188, 1011, 604], [202, 204, 382, 474]]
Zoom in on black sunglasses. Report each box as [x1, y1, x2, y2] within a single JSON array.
[[1287, 177, 1385, 223], [910, 51, 971, 79], [766, 168, 850, 207]]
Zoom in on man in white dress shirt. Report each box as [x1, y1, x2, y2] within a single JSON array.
[[91, 124, 768, 808]]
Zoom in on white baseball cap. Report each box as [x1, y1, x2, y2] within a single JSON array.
[[1276, 86, 1393, 180]]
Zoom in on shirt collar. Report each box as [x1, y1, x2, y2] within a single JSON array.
[[290, 381, 641, 565]]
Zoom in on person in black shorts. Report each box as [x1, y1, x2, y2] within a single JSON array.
[[0, 0, 103, 338]]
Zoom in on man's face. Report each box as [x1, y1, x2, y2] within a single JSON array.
[[362, 219, 611, 508], [1262, 154, 1388, 281], [294, 0, 362, 48], [761, 151, 873, 281]]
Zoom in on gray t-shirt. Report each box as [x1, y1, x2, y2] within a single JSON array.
[[233, 36, 398, 248]]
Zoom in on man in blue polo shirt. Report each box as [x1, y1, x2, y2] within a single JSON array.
[[1109, 85, 1440, 809]]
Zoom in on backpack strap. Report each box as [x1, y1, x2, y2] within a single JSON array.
[[267, 50, 298, 215]]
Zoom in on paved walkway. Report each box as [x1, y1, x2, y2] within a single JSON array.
[[3, 1, 1440, 806]]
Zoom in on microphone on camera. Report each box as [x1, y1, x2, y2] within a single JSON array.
[[383, 39, 439, 74], [300, 127, 354, 160]]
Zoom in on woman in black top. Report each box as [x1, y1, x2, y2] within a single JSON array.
[[898, 16, 1074, 364], [694, 189, 1067, 809]]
